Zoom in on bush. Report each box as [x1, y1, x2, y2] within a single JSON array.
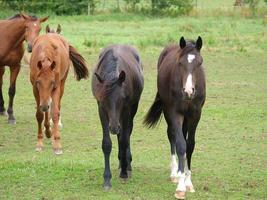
[[152, 0, 193, 16], [1, 0, 99, 15]]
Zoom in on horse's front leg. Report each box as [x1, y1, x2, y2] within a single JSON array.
[[99, 104, 112, 189], [51, 86, 62, 155], [171, 114, 187, 200], [0, 67, 6, 116], [119, 108, 132, 180], [44, 111, 51, 138], [7, 65, 21, 124]]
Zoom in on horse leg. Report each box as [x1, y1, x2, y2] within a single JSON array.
[[7, 65, 21, 124], [167, 125, 178, 183], [99, 104, 112, 189], [125, 102, 139, 175], [51, 86, 62, 155], [119, 108, 131, 180], [44, 111, 51, 138], [0, 67, 6, 115], [33, 87, 44, 151], [185, 113, 201, 193], [172, 114, 187, 200]]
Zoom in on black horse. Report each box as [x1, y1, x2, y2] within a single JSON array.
[[92, 45, 144, 189], [144, 37, 206, 199]]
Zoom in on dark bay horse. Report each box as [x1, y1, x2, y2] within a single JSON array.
[[144, 37, 206, 199], [30, 33, 88, 154], [92, 45, 144, 189], [0, 13, 48, 124]]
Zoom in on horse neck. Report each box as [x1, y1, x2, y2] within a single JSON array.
[[2, 19, 26, 49]]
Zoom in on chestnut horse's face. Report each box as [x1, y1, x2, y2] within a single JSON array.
[[21, 14, 49, 52], [36, 60, 56, 112], [179, 36, 203, 100]]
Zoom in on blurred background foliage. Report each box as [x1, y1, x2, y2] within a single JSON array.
[[0, 0, 266, 17]]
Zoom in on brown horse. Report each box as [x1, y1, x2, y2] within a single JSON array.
[[92, 45, 144, 189], [30, 33, 88, 154], [0, 13, 48, 124], [144, 37, 206, 199]]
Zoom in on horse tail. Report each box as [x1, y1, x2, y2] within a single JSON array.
[[69, 45, 89, 80], [143, 92, 163, 128]]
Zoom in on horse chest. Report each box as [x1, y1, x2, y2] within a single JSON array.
[[0, 47, 24, 66]]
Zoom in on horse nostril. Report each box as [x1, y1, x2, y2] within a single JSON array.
[[192, 88, 195, 94]]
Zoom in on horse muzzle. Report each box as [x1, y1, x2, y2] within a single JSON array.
[[182, 88, 196, 100], [109, 124, 121, 135], [40, 104, 50, 112]]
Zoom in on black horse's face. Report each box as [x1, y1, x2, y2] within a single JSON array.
[[179, 36, 203, 100], [95, 71, 126, 135]]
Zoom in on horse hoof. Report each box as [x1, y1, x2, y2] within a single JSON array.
[[119, 172, 128, 180], [8, 119, 16, 125], [54, 149, 63, 155], [103, 182, 111, 190], [170, 176, 179, 183], [174, 190, 186, 199], [36, 146, 43, 152], [186, 186, 195, 193]]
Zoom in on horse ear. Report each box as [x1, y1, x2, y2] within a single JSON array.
[[196, 36, 202, 51], [20, 13, 30, 20], [50, 61, 56, 70], [95, 73, 103, 83], [46, 25, 50, 33], [56, 24, 61, 34], [179, 36, 186, 49], [39, 16, 49, 23], [37, 61, 42, 70], [118, 71, 126, 85]]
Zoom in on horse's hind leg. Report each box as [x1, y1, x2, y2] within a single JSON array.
[[0, 67, 6, 116], [185, 112, 201, 193], [33, 87, 44, 151], [7, 65, 21, 124]]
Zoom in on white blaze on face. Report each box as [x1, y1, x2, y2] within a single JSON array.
[[187, 54, 195, 63], [184, 73, 193, 95], [34, 23, 37, 27]]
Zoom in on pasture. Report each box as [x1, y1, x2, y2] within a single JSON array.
[[0, 13, 267, 199]]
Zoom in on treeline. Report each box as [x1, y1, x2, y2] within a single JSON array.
[[0, 0, 194, 16]]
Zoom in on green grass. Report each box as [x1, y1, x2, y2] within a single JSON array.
[[0, 12, 267, 200]]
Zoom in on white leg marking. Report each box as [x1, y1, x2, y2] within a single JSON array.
[[50, 116, 63, 129], [184, 74, 193, 96], [176, 171, 186, 192], [184, 159, 195, 192], [170, 155, 178, 178], [187, 54, 195, 63]]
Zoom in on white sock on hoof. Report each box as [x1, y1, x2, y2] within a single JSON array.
[[176, 171, 186, 192], [170, 155, 178, 178]]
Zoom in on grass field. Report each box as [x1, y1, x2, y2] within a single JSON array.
[[0, 10, 267, 200]]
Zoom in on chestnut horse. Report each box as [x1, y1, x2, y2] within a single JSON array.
[[92, 45, 144, 189], [0, 13, 48, 124], [30, 33, 88, 155], [46, 24, 61, 34], [144, 37, 206, 199]]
